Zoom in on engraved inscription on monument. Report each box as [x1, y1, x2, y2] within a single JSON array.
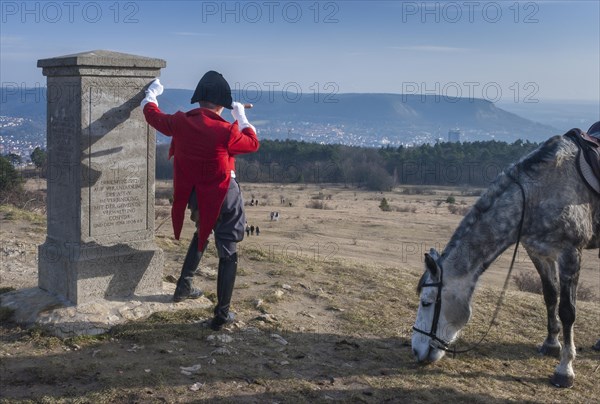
[[87, 85, 149, 237], [91, 175, 145, 235]]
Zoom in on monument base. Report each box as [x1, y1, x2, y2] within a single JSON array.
[[0, 284, 213, 338], [39, 238, 165, 305]]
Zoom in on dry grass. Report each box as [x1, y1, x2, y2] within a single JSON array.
[[1, 182, 599, 403], [2, 246, 598, 402], [0, 204, 46, 225]]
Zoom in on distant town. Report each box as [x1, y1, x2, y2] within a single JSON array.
[[2, 113, 473, 166], [0, 116, 44, 165], [0, 89, 569, 164], [254, 122, 466, 147]]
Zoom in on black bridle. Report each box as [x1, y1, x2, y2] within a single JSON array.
[[413, 178, 527, 355], [412, 265, 451, 350]]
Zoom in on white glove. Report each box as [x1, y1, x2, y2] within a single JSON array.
[[231, 101, 256, 132], [141, 79, 164, 108]]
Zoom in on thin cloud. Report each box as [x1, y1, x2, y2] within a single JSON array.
[[172, 32, 215, 37], [0, 35, 25, 47], [388, 45, 472, 53]]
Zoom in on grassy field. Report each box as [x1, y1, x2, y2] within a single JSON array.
[[0, 181, 598, 403]]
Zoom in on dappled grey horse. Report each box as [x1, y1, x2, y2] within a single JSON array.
[[412, 125, 599, 388]]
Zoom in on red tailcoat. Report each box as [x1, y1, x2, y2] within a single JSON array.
[[144, 103, 259, 249]]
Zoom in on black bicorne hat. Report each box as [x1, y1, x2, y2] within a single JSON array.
[[191, 70, 233, 109]]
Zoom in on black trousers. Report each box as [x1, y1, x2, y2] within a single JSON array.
[[188, 179, 246, 258]]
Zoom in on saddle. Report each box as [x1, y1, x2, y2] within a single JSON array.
[[564, 122, 600, 195]]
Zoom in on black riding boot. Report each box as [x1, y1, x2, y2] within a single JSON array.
[[173, 233, 205, 302], [210, 253, 238, 330]]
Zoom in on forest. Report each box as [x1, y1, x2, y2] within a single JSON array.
[[156, 139, 540, 191]]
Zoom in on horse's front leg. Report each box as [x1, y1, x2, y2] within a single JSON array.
[[550, 249, 581, 388], [528, 253, 561, 357]]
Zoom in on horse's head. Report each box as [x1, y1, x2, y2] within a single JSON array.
[[411, 248, 472, 363]]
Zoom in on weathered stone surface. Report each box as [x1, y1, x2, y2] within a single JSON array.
[[37, 50, 166, 77], [37, 50, 166, 304], [0, 283, 212, 338]]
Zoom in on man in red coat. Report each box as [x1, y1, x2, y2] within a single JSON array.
[[141, 71, 259, 330]]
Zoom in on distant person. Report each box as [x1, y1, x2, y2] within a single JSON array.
[[255, 226, 260, 236], [270, 211, 274, 221], [141, 71, 259, 331], [250, 225, 255, 235], [246, 224, 251, 237]]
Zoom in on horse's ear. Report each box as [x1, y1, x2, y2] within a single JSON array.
[[424, 253, 439, 277]]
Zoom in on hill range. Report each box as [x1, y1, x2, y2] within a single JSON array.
[[158, 89, 559, 145], [1, 87, 561, 148]]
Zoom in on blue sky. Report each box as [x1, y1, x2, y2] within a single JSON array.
[[1, 0, 599, 103]]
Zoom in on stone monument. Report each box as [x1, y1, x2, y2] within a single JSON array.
[[37, 50, 166, 304]]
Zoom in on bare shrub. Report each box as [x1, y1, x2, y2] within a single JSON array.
[[394, 205, 417, 213], [1, 188, 46, 214], [577, 285, 597, 302], [514, 271, 597, 302], [447, 204, 470, 216], [306, 200, 333, 210], [513, 271, 542, 295]]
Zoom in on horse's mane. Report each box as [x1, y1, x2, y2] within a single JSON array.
[[441, 135, 564, 263]]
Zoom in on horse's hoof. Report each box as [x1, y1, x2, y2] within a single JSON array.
[[538, 344, 561, 358], [593, 340, 600, 351], [550, 373, 574, 388]]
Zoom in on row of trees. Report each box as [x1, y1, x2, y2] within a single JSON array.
[[156, 139, 540, 190], [1, 140, 541, 196], [1, 147, 47, 168], [0, 148, 47, 200]]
